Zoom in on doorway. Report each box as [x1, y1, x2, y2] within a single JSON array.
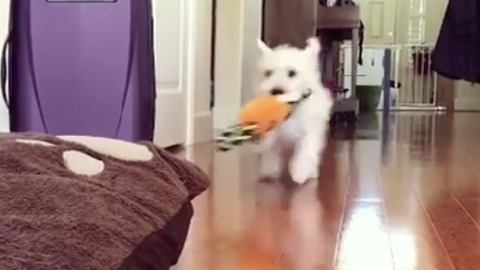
[[260, 0, 266, 40], [209, 0, 216, 110]]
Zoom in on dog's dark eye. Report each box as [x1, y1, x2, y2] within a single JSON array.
[[288, 69, 297, 78], [264, 70, 273, 78]]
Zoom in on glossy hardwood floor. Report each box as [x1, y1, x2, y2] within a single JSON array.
[[174, 112, 480, 270]]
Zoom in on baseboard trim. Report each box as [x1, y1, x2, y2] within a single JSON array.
[[191, 111, 213, 145], [454, 99, 480, 111]]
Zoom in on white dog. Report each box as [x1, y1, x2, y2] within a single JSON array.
[[256, 37, 333, 184]]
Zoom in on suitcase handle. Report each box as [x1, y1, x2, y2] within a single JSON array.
[[1, 31, 9, 108]]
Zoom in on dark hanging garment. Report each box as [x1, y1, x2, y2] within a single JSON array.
[[431, 0, 480, 83]]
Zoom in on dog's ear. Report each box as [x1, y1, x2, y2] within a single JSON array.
[[305, 37, 321, 55], [257, 39, 272, 54]]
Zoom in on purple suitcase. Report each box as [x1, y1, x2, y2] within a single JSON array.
[[1, 0, 156, 141]]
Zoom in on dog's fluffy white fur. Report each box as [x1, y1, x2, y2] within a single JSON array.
[[256, 37, 333, 184]]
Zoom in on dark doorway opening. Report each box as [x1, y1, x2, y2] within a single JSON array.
[[261, 0, 266, 40], [209, 0, 217, 110]]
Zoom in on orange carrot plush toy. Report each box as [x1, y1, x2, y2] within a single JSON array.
[[238, 94, 290, 136], [216, 94, 294, 151]]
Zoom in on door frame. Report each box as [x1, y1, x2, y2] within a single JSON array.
[[184, 0, 214, 145]]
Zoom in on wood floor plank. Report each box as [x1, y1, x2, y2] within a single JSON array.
[[173, 113, 480, 270]]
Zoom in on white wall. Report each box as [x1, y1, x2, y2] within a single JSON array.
[[240, 0, 263, 104], [213, 0, 243, 130], [213, 0, 262, 130], [0, 1, 9, 132], [424, 0, 448, 43], [454, 82, 480, 111]]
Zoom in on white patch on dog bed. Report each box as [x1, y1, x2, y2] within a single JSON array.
[[57, 135, 153, 161], [63, 150, 105, 176], [16, 139, 55, 147]]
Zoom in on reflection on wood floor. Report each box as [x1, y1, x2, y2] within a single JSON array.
[[174, 112, 480, 270]]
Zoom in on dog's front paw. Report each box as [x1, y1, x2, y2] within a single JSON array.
[[290, 169, 314, 184], [289, 160, 318, 184]]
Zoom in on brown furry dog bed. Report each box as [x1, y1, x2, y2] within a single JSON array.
[[0, 133, 209, 270]]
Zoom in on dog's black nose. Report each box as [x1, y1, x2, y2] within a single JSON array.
[[270, 88, 285, 95]]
